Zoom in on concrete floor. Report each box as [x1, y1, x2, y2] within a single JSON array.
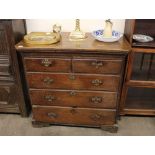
[[0, 114, 155, 136]]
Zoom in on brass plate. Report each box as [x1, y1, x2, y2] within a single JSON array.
[[24, 32, 61, 45]]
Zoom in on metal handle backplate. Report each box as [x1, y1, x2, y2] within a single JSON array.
[[90, 114, 104, 121], [90, 96, 103, 104], [44, 95, 56, 102], [43, 77, 54, 85], [91, 61, 104, 68], [47, 112, 58, 118], [92, 79, 103, 86], [41, 59, 53, 67]]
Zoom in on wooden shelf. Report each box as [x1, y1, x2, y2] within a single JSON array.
[[132, 47, 155, 53], [126, 80, 155, 88], [132, 40, 155, 48], [123, 108, 155, 116]]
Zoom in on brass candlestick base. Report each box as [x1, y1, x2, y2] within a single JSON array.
[[69, 19, 87, 41]]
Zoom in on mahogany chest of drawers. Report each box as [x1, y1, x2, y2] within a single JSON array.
[[16, 33, 130, 132]]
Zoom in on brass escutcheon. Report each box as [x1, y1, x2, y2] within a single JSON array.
[[69, 91, 76, 96], [70, 107, 77, 114]]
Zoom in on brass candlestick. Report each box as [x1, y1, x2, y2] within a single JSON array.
[[69, 19, 87, 41]]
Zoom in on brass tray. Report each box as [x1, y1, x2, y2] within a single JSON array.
[[24, 32, 61, 45]]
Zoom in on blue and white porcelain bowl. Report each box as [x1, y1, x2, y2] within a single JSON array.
[[92, 29, 123, 42]]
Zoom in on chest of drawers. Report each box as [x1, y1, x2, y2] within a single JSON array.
[[16, 33, 130, 132]]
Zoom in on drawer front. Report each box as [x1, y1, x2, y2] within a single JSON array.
[[0, 56, 11, 76], [30, 89, 117, 109], [0, 24, 9, 55], [32, 106, 116, 126], [24, 57, 71, 72], [0, 64, 10, 75], [0, 84, 17, 106], [27, 73, 120, 91], [72, 57, 123, 74]]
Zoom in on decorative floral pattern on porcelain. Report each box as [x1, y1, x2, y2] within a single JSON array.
[[92, 29, 123, 42]]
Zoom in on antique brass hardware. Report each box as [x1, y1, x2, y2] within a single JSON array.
[[43, 77, 54, 84], [69, 19, 87, 41], [69, 91, 76, 96], [92, 79, 103, 86], [69, 75, 76, 80], [90, 96, 103, 104], [70, 107, 77, 114], [41, 59, 53, 67], [91, 61, 104, 68], [90, 114, 104, 121], [44, 95, 56, 102], [47, 112, 58, 118]]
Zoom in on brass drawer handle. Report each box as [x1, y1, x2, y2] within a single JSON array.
[[91, 61, 104, 68], [43, 77, 54, 84], [44, 95, 56, 102], [90, 114, 104, 121], [90, 96, 103, 104], [92, 79, 103, 86], [41, 59, 53, 67], [47, 112, 57, 118]]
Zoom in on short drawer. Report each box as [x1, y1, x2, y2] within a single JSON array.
[[24, 57, 71, 72], [30, 89, 117, 109], [27, 73, 120, 91], [32, 106, 116, 126], [72, 57, 123, 74]]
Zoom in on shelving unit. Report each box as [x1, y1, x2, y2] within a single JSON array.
[[132, 19, 155, 48], [0, 20, 28, 116], [120, 19, 155, 116]]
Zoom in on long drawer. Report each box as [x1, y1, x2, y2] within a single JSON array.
[[24, 57, 71, 72], [30, 89, 117, 109], [72, 57, 123, 74], [32, 106, 116, 126], [26, 73, 120, 91]]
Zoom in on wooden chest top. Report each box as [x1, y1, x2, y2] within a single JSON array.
[[15, 33, 131, 54]]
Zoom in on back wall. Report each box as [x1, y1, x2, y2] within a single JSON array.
[[26, 19, 125, 34]]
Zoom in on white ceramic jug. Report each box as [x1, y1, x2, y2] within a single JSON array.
[[104, 19, 113, 37]]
